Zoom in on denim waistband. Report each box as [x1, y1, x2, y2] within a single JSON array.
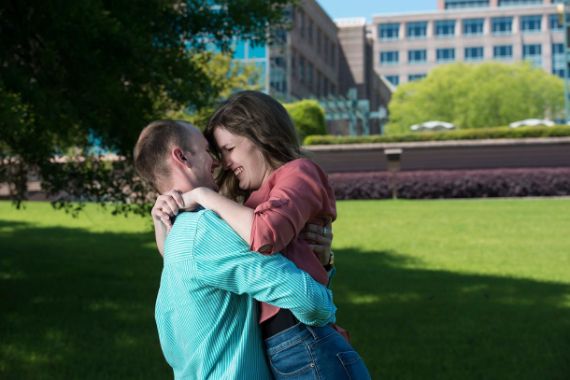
[[264, 323, 334, 355]]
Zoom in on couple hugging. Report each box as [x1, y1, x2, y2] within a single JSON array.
[[134, 91, 370, 379]]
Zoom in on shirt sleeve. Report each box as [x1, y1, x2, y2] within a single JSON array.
[[192, 210, 336, 327], [250, 159, 334, 254]]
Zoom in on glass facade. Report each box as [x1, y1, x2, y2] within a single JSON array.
[[520, 15, 542, 33], [523, 44, 542, 67], [464, 46, 484, 61], [445, 0, 489, 9], [498, 0, 543, 6], [380, 51, 399, 65], [407, 21, 428, 39], [492, 17, 513, 35], [435, 20, 456, 37], [408, 49, 427, 64], [463, 18, 485, 36], [379, 23, 400, 40], [493, 45, 513, 59], [248, 43, 266, 59], [437, 48, 456, 62]]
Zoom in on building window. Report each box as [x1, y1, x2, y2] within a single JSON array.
[[463, 18, 484, 36], [307, 61, 314, 89], [385, 75, 399, 86], [553, 43, 565, 55], [380, 51, 399, 65], [498, 0, 542, 6], [552, 44, 566, 78], [492, 17, 513, 35], [406, 21, 428, 39], [553, 69, 566, 78], [379, 23, 400, 40], [550, 14, 563, 31], [435, 20, 456, 37], [437, 48, 455, 62], [408, 73, 427, 82], [520, 15, 542, 33], [445, 0, 489, 9], [523, 44, 542, 67], [464, 46, 484, 61], [408, 49, 427, 64], [493, 45, 513, 59]]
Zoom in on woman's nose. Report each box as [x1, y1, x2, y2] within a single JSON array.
[[222, 154, 232, 169]]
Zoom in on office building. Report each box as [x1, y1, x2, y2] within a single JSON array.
[[226, 0, 391, 134], [374, 0, 566, 86]]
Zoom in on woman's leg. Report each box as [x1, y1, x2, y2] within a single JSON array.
[[265, 323, 371, 380]]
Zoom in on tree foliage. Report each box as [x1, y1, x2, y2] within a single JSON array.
[[166, 52, 262, 129], [0, 0, 293, 209], [284, 100, 327, 142], [386, 62, 564, 135]]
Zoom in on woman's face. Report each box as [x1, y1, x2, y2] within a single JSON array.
[[213, 127, 273, 191]]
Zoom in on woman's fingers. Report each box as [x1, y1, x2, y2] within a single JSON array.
[[164, 190, 184, 209], [308, 244, 331, 266], [300, 231, 332, 244]]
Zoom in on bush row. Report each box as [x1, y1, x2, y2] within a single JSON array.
[[329, 168, 570, 200], [304, 126, 570, 145]]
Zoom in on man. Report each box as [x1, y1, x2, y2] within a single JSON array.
[[133, 120, 336, 379]]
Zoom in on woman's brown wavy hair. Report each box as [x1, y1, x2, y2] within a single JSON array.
[[204, 91, 303, 201]]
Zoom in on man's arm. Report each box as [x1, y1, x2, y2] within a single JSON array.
[[192, 210, 336, 327]]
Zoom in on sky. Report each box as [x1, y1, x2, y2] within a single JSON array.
[[319, 0, 437, 21]]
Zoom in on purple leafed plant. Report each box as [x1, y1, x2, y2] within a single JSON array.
[[328, 168, 570, 200]]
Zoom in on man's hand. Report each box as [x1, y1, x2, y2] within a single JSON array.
[[151, 190, 185, 232], [300, 218, 334, 267]]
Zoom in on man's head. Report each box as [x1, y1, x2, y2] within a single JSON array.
[[133, 120, 216, 194]]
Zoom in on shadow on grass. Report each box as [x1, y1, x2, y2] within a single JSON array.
[[1, 221, 569, 380], [332, 248, 570, 380], [0, 220, 170, 379]]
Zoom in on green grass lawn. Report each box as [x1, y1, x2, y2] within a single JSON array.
[[1, 199, 569, 379]]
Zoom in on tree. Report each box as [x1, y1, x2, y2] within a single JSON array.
[[386, 62, 564, 135], [0, 0, 293, 210], [284, 100, 327, 142], [166, 52, 262, 129]]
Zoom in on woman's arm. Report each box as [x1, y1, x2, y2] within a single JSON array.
[[151, 190, 185, 256], [183, 187, 254, 243]]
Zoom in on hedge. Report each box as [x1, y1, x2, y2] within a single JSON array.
[[304, 125, 570, 145], [329, 168, 570, 200]]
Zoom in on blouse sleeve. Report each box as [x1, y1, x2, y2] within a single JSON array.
[[250, 159, 335, 254]]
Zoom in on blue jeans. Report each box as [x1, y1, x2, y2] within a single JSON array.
[[264, 323, 371, 379]]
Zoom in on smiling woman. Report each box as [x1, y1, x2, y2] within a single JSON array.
[[213, 128, 273, 191]]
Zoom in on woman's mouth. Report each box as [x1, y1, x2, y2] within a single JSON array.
[[234, 167, 244, 177]]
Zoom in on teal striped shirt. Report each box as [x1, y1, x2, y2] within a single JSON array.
[[155, 209, 336, 379]]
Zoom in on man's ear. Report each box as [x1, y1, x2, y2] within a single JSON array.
[[172, 147, 190, 168]]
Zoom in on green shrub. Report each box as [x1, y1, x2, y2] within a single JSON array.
[[303, 125, 570, 145], [284, 100, 326, 141]]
